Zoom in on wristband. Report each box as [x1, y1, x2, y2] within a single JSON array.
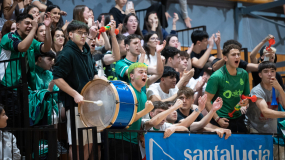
[[215, 116, 220, 122], [217, 118, 221, 123]]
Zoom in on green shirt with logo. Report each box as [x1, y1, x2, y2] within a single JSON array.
[[206, 65, 250, 119], [115, 58, 135, 84]]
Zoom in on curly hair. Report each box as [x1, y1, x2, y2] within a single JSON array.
[[222, 44, 241, 56]]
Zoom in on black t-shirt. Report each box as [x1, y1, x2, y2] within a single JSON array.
[[252, 71, 285, 90], [191, 50, 213, 79], [211, 58, 248, 71], [175, 108, 204, 123], [109, 7, 126, 28]]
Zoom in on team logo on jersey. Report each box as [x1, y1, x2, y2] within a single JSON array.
[[240, 78, 244, 85]]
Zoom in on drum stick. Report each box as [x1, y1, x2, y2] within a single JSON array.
[[82, 100, 104, 106]]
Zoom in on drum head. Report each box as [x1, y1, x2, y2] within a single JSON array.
[[79, 79, 119, 132]]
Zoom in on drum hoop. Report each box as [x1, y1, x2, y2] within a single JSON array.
[[106, 81, 120, 129], [125, 82, 138, 129], [78, 78, 120, 130]]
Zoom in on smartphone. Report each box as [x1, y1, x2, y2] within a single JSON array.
[[126, 1, 134, 10]]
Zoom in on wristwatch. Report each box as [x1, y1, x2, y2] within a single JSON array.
[[195, 108, 201, 114]]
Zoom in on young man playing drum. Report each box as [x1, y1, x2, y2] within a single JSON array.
[[108, 62, 155, 160], [53, 20, 103, 160]]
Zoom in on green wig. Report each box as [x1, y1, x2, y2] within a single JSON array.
[[128, 62, 148, 80]]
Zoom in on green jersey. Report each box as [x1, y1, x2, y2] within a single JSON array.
[[103, 51, 117, 80], [108, 83, 147, 144], [205, 65, 250, 119], [0, 31, 43, 90], [115, 58, 135, 84]]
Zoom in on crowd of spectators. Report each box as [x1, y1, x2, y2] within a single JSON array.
[[0, 0, 284, 160]]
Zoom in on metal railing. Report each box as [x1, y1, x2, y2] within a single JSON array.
[[176, 25, 207, 48]]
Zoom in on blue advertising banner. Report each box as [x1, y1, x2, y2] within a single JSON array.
[[145, 133, 273, 160]]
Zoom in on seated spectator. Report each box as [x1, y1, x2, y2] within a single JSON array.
[[249, 35, 284, 89], [0, 104, 21, 160], [0, 13, 52, 128], [51, 28, 66, 55], [89, 20, 120, 77], [29, 51, 59, 126], [25, 5, 40, 22], [147, 66, 194, 102], [1, 20, 16, 40], [115, 34, 164, 85], [121, 13, 144, 45], [246, 61, 285, 159], [176, 88, 231, 138], [109, 0, 135, 27], [45, 5, 64, 31], [3, 0, 31, 20], [142, 11, 178, 40], [165, 101, 178, 124], [141, 31, 164, 67], [31, 0, 54, 12], [177, 50, 191, 76], [212, 39, 259, 72], [165, 34, 180, 50], [191, 30, 219, 79], [205, 44, 250, 133]]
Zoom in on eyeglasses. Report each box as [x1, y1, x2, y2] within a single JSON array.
[[74, 31, 88, 36], [150, 37, 159, 41]]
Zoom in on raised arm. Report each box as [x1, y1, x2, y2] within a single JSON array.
[[134, 101, 154, 122], [172, 13, 179, 31], [32, 1, 47, 12], [215, 31, 222, 59], [144, 100, 183, 130], [3, 0, 19, 20], [17, 18, 38, 52], [250, 34, 274, 64], [146, 41, 166, 86], [41, 12, 52, 53], [186, 43, 194, 71], [191, 34, 214, 69], [103, 20, 120, 65]]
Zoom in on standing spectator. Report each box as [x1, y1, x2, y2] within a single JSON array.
[[3, 0, 31, 20], [73, 5, 92, 26], [0, 13, 52, 127], [142, 11, 178, 40], [205, 44, 250, 133], [109, 0, 135, 27], [31, 0, 53, 12]]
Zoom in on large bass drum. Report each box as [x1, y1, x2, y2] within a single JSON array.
[[78, 79, 138, 131]]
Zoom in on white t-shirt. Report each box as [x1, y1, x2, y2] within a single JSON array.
[[138, 52, 158, 67], [141, 119, 173, 131], [146, 83, 178, 100], [186, 76, 207, 94]]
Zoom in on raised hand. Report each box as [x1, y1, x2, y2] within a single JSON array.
[[172, 99, 183, 110], [164, 127, 176, 138], [198, 94, 207, 111], [109, 20, 116, 35], [165, 12, 171, 21], [145, 100, 154, 112], [214, 31, 221, 45], [208, 34, 215, 47], [99, 15, 105, 28], [270, 77, 282, 91], [156, 40, 166, 53], [43, 12, 52, 28], [89, 25, 98, 39], [212, 97, 223, 111], [194, 75, 207, 92], [187, 43, 194, 55], [117, 23, 123, 33], [264, 34, 275, 42], [184, 17, 192, 28], [173, 13, 179, 24]]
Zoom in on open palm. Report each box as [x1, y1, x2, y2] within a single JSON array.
[[213, 97, 223, 111], [43, 12, 52, 27], [156, 40, 166, 53]]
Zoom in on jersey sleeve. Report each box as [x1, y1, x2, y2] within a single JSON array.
[[115, 60, 128, 78], [33, 39, 44, 55], [1, 33, 21, 52]]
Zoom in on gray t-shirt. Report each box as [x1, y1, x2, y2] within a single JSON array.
[[247, 84, 280, 133]]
